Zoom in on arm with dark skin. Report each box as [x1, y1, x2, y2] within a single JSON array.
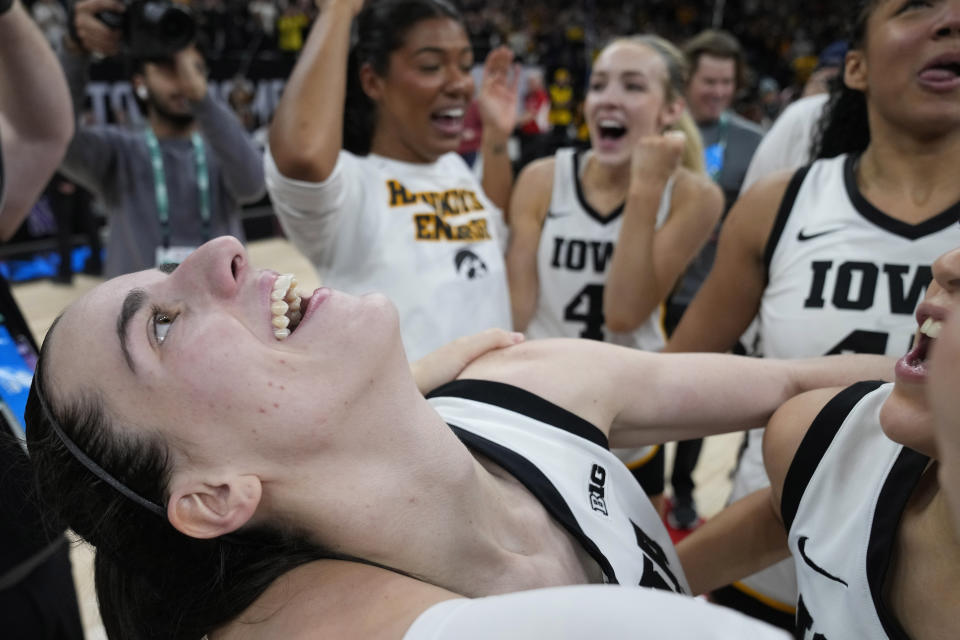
[[476, 46, 519, 217], [663, 171, 793, 353], [0, 0, 74, 238]]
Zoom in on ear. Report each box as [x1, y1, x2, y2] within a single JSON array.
[[132, 75, 148, 100], [359, 62, 384, 102], [843, 49, 867, 92], [166, 473, 262, 539], [658, 95, 686, 132]]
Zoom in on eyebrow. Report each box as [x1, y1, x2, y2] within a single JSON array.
[[117, 288, 147, 373]]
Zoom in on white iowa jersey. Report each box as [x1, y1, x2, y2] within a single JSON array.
[[728, 153, 959, 606], [526, 148, 673, 350], [266, 149, 511, 361], [427, 379, 690, 594], [784, 381, 929, 640], [760, 153, 959, 361]]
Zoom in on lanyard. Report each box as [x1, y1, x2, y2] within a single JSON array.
[[703, 112, 729, 182], [144, 128, 211, 249]]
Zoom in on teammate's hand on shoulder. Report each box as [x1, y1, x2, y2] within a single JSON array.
[[630, 129, 685, 186], [411, 328, 525, 395], [478, 46, 520, 142], [68, 0, 124, 57]]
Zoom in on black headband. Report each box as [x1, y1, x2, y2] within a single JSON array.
[[31, 360, 166, 518]]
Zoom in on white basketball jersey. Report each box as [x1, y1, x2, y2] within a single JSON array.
[[784, 381, 928, 639], [427, 379, 690, 594], [526, 148, 673, 350], [730, 153, 959, 606]]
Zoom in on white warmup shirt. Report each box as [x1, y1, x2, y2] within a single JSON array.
[[266, 149, 511, 360]]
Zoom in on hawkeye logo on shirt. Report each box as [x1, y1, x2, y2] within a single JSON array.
[[386, 179, 492, 242]]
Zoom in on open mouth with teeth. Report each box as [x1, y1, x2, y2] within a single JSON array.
[[903, 317, 943, 371], [431, 107, 465, 134], [270, 273, 304, 340], [597, 119, 628, 140]]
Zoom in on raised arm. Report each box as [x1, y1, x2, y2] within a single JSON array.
[[664, 171, 793, 353], [268, 0, 361, 182], [604, 134, 723, 332], [0, 0, 73, 238], [505, 157, 553, 330], [476, 46, 518, 215]]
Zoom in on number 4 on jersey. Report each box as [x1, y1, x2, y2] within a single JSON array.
[[564, 284, 605, 340]]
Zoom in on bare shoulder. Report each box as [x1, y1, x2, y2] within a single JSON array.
[[214, 560, 461, 640], [764, 386, 844, 505], [672, 167, 723, 218], [510, 156, 556, 220], [457, 338, 647, 433]]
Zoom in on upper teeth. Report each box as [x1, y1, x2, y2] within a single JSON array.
[[599, 119, 624, 128], [921, 317, 943, 339], [438, 108, 464, 118], [271, 273, 302, 340]]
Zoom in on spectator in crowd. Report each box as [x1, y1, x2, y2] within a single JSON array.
[[802, 40, 848, 98], [277, 0, 311, 55], [30, 0, 67, 53], [516, 68, 551, 169], [662, 29, 765, 534], [548, 67, 575, 149], [456, 99, 483, 167], [0, 1, 85, 637], [267, 0, 517, 361], [59, 0, 265, 277]]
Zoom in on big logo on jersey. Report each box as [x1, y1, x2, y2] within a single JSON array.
[[387, 180, 492, 242]]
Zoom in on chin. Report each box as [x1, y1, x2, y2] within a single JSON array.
[[880, 387, 937, 457]]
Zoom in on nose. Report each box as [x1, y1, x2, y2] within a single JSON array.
[[932, 245, 960, 294], [934, 1, 960, 37], [172, 236, 247, 298], [445, 64, 474, 97]]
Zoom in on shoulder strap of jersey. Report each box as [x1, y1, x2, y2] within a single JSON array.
[[780, 379, 885, 530], [427, 379, 609, 449], [762, 163, 813, 276]]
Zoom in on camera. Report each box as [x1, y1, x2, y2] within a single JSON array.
[[97, 0, 196, 59]]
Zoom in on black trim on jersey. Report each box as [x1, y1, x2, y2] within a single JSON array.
[[448, 424, 619, 585], [572, 150, 625, 225], [844, 154, 960, 239], [427, 379, 609, 450], [866, 447, 929, 640], [762, 164, 811, 275], [780, 380, 885, 531]]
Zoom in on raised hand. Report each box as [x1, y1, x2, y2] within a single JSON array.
[[411, 328, 524, 395], [630, 129, 686, 186], [477, 46, 519, 142], [174, 46, 208, 103], [68, 0, 125, 56]]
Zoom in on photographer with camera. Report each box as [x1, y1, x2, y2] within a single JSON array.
[[60, 0, 265, 277]]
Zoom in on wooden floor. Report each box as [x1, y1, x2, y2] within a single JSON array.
[[11, 236, 742, 639]]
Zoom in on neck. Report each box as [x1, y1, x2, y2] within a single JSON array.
[[149, 110, 196, 139], [858, 121, 960, 218], [369, 124, 436, 164], [581, 153, 631, 195], [264, 370, 576, 595]]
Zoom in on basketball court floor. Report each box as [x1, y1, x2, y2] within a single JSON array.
[[11, 236, 743, 639]]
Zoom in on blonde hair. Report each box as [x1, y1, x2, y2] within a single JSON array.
[[603, 35, 706, 174]]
